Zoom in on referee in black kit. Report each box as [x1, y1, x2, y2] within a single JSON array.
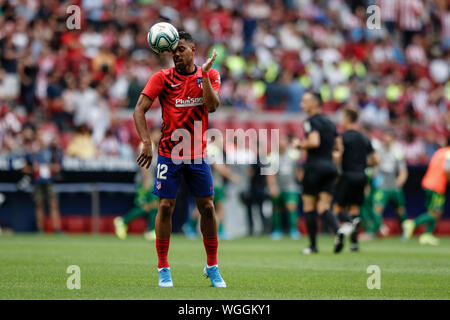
[[333, 107, 379, 252], [293, 92, 347, 254]]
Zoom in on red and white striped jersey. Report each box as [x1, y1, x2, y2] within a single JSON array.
[[441, 11, 450, 40], [378, 0, 397, 22], [398, 0, 424, 31]]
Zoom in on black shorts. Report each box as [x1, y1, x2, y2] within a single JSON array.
[[302, 161, 337, 196], [334, 172, 366, 207]]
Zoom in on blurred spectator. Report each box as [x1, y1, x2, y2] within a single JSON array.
[[423, 131, 440, 159], [0, 0, 447, 166], [98, 128, 121, 157], [66, 125, 97, 159], [0, 68, 20, 101], [400, 131, 427, 165], [22, 128, 62, 233]]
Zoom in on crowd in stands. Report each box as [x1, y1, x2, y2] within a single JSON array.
[[0, 0, 449, 166]]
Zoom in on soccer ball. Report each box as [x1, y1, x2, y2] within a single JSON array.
[[147, 22, 179, 54]]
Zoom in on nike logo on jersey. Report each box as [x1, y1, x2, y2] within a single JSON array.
[[171, 83, 182, 87]]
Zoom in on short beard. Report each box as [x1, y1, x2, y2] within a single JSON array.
[[175, 63, 186, 74]]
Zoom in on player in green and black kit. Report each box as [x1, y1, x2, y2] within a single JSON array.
[[359, 167, 383, 238], [266, 135, 303, 240], [114, 127, 160, 240], [372, 131, 408, 236]]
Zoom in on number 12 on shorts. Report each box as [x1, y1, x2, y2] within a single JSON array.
[[157, 163, 168, 180]]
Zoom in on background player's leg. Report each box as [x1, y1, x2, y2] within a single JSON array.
[[271, 195, 283, 240], [318, 192, 347, 253], [349, 205, 361, 251], [372, 189, 388, 236], [285, 197, 300, 240], [184, 207, 200, 239], [213, 187, 227, 238], [302, 194, 318, 252], [49, 198, 61, 233], [35, 202, 45, 233], [373, 204, 387, 236], [33, 187, 45, 232], [123, 207, 145, 226], [147, 209, 157, 231], [114, 206, 143, 240], [410, 191, 444, 245], [155, 198, 176, 269], [317, 192, 339, 234], [215, 201, 230, 240], [395, 190, 407, 226], [414, 210, 441, 245], [144, 208, 157, 241], [334, 204, 351, 223]]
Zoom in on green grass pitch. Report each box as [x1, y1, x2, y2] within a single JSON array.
[[1, 233, 449, 299]]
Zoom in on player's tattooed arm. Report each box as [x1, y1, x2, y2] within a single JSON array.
[[201, 49, 220, 113], [134, 94, 154, 169]]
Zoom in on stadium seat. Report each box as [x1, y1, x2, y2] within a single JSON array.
[[64, 216, 86, 233], [127, 217, 147, 234]]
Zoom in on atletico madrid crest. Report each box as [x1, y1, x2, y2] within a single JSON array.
[[196, 77, 202, 88]]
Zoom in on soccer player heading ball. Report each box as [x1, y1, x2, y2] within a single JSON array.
[[133, 31, 225, 287]]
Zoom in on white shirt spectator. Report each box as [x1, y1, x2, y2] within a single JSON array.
[[400, 139, 426, 165], [315, 47, 342, 66], [80, 30, 104, 59], [73, 88, 99, 127], [429, 59, 449, 84], [0, 72, 20, 101]]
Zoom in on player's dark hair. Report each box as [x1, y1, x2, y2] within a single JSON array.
[[343, 107, 359, 123], [447, 135, 450, 147], [307, 91, 322, 106], [178, 31, 194, 44]]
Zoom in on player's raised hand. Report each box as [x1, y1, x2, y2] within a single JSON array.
[[202, 49, 217, 73], [137, 141, 153, 169]]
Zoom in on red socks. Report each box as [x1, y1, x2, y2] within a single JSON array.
[[157, 236, 218, 268], [156, 238, 170, 269], [203, 236, 218, 266]]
